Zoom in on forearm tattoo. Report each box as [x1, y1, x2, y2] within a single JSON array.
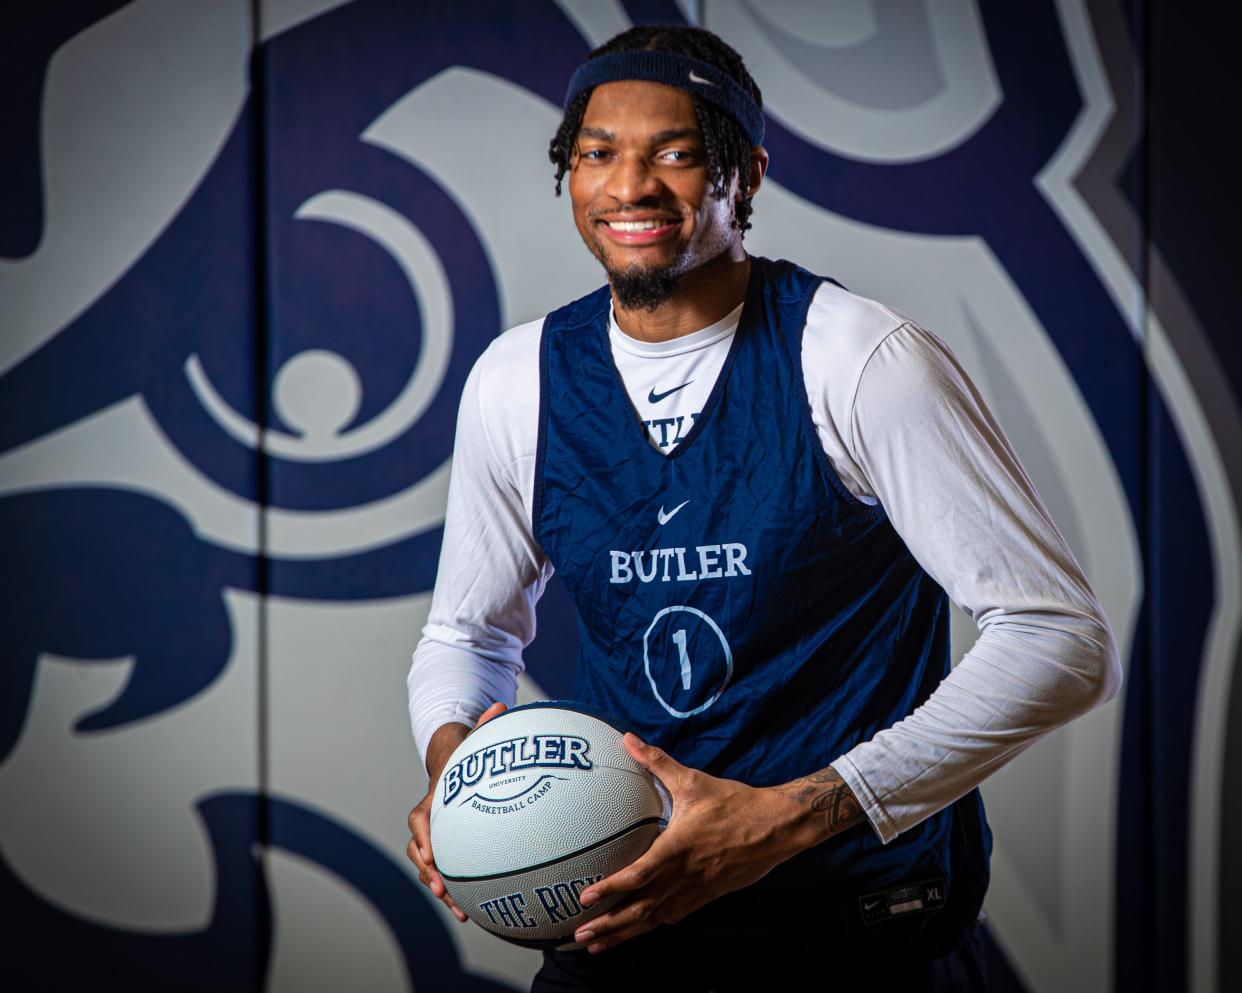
[[779, 768, 865, 834]]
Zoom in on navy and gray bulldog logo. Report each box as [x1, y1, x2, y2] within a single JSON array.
[[1, 0, 592, 757], [1, 1, 589, 989]]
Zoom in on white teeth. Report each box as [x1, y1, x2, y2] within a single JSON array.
[[607, 219, 671, 232]]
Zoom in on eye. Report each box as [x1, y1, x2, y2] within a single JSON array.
[[577, 147, 610, 161], [659, 149, 699, 163]]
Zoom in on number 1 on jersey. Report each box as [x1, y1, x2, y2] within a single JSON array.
[[642, 605, 733, 718], [673, 628, 691, 689]]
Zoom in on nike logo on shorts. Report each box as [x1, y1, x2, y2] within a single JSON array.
[[648, 381, 693, 404]]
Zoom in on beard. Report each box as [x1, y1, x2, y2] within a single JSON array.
[[606, 259, 684, 311]]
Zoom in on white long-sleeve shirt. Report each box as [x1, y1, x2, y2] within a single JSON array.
[[408, 277, 1121, 843]]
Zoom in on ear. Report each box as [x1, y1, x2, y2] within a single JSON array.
[[744, 145, 769, 200]]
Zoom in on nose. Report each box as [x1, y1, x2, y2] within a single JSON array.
[[605, 151, 662, 205]]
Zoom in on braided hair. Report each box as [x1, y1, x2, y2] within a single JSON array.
[[548, 25, 764, 236]]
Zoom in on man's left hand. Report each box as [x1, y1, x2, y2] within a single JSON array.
[[572, 733, 819, 953]]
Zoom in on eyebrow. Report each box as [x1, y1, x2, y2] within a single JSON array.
[[576, 126, 703, 144]]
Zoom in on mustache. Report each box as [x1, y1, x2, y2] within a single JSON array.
[[586, 205, 685, 221]]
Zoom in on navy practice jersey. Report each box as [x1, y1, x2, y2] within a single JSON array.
[[533, 257, 990, 950]]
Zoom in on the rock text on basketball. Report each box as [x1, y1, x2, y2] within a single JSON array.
[[535, 874, 604, 924], [477, 873, 605, 932]]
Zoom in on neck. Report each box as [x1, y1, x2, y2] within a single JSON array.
[[611, 247, 750, 343]]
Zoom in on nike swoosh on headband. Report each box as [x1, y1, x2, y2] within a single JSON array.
[[648, 381, 693, 404], [563, 51, 765, 146]]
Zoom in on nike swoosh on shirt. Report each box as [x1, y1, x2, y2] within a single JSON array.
[[648, 381, 693, 404], [657, 501, 689, 525]]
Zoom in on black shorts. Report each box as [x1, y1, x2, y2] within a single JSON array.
[[531, 917, 988, 992]]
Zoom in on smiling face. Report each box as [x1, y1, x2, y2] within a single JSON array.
[[567, 80, 744, 309]]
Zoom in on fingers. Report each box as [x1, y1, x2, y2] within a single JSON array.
[[402, 702, 505, 927], [622, 733, 687, 787], [574, 896, 669, 953], [407, 801, 433, 867], [409, 845, 468, 922], [580, 853, 655, 909], [406, 801, 468, 923], [474, 701, 507, 728]]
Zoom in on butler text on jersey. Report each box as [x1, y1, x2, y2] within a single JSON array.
[[609, 542, 751, 584]]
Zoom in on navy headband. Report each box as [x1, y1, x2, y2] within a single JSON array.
[[564, 50, 765, 147]]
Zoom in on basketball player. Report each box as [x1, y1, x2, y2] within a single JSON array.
[[406, 25, 1120, 992]]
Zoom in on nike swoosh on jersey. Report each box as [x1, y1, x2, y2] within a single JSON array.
[[657, 500, 690, 525], [648, 381, 693, 404]]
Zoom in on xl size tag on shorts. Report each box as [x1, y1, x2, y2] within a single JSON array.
[[858, 877, 947, 926]]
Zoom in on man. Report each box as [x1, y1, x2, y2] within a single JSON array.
[[406, 24, 1120, 992]]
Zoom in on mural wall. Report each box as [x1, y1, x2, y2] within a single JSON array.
[[2, 2, 1237, 991]]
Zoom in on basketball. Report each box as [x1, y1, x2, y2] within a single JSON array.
[[429, 702, 669, 948]]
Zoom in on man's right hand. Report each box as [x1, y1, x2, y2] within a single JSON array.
[[406, 702, 508, 922]]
